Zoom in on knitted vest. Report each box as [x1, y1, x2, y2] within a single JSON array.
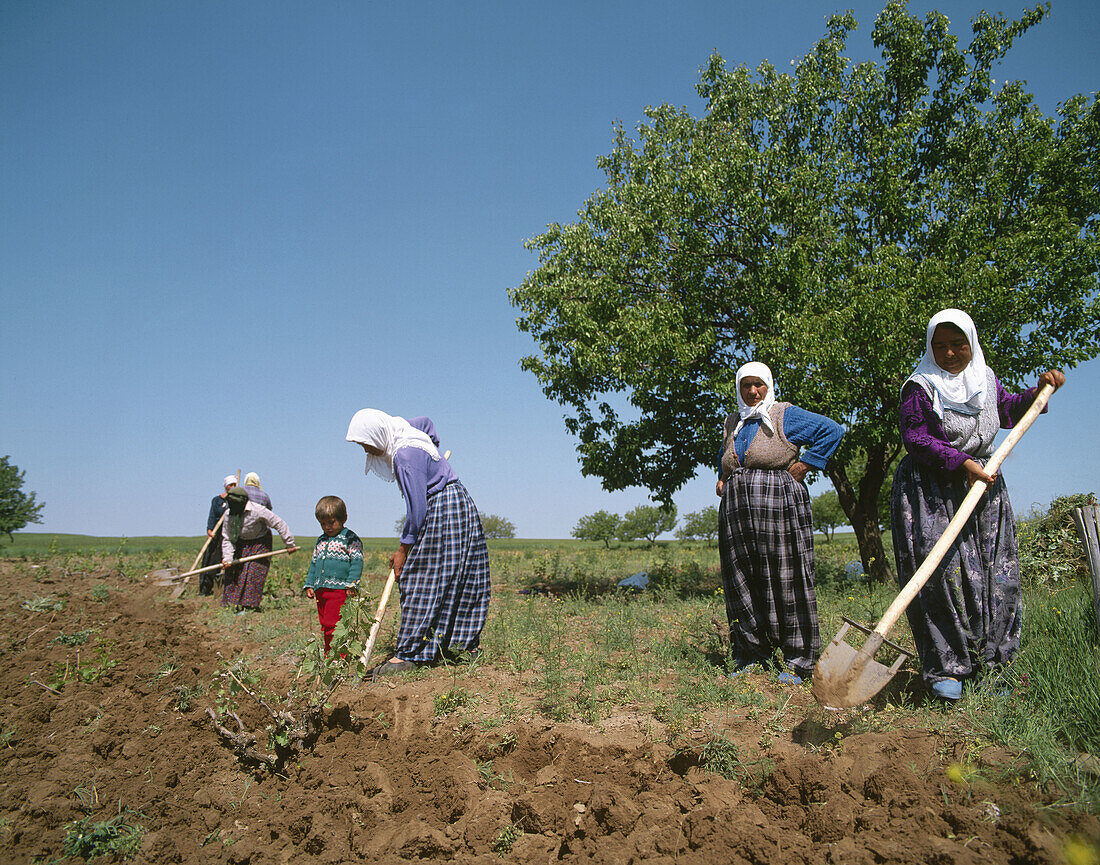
[[720, 402, 800, 477], [940, 368, 1001, 459]]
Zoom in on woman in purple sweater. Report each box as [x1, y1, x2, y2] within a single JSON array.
[[346, 409, 490, 678], [890, 309, 1064, 701]]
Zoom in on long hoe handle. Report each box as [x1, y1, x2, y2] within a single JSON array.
[[361, 569, 397, 669], [872, 382, 1055, 640], [174, 547, 293, 580], [190, 513, 226, 573]]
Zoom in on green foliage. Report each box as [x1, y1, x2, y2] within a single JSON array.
[[571, 509, 622, 548], [90, 584, 110, 602], [479, 513, 517, 539], [676, 505, 719, 542], [1017, 493, 1096, 587], [22, 594, 64, 613], [619, 504, 677, 545], [62, 806, 144, 860], [0, 456, 44, 541], [433, 687, 471, 717], [491, 824, 522, 855], [510, 3, 1100, 582], [811, 490, 847, 542]]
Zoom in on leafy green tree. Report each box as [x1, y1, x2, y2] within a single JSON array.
[[619, 504, 677, 546], [676, 505, 719, 543], [811, 490, 847, 542], [571, 509, 621, 548], [0, 456, 44, 541], [479, 513, 516, 539], [510, 3, 1099, 581]]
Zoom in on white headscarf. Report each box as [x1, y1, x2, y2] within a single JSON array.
[[904, 308, 989, 418], [345, 409, 441, 483], [243, 472, 262, 488], [222, 475, 238, 489], [734, 361, 777, 436]]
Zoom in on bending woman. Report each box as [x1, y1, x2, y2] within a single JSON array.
[[891, 309, 1063, 701], [717, 362, 844, 684], [220, 486, 297, 611], [346, 410, 491, 677]]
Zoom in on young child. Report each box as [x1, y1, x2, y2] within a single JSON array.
[[303, 496, 363, 653]]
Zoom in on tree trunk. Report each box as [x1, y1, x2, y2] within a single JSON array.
[[827, 445, 895, 583]]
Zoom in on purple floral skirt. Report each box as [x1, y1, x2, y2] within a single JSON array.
[[890, 456, 1022, 685]]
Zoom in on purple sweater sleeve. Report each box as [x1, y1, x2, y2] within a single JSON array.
[[900, 378, 1044, 472], [393, 442, 459, 545]]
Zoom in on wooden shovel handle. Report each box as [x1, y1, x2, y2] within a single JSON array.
[[361, 569, 397, 668], [874, 382, 1055, 638]]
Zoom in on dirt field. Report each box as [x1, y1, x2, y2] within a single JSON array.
[[1, 560, 1095, 864]]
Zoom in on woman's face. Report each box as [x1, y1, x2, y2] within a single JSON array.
[[739, 376, 769, 407], [360, 442, 383, 458], [931, 324, 972, 375]]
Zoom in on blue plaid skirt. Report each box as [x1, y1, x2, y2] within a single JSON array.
[[718, 468, 818, 673], [890, 455, 1022, 685], [395, 481, 491, 662]]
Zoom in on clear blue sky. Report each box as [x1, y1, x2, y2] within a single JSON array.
[[2, 1, 1097, 539]]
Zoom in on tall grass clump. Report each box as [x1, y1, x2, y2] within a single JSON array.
[[964, 493, 1100, 809]]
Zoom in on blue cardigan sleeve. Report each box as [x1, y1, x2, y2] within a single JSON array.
[[783, 406, 844, 470]]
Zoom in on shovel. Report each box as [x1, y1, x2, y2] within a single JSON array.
[[812, 382, 1055, 709]]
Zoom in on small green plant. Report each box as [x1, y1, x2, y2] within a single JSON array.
[[433, 687, 470, 716], [53, 628, 97, 646], [90, 584, 110, 602], [491, 824, 522, 855], [61, 805, 144, 860], [22, 594, 64, 612], [75, 638, 119, 683], [173, 682, 204, 713], [1, 724, 15, 748]]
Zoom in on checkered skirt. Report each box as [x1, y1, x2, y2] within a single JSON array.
[[718, 468, 819, 673], [395, 481, 491, 662]]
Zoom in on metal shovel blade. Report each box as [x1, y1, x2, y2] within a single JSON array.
[[146, 567, 180, 585], [812, 618, 911, 709]]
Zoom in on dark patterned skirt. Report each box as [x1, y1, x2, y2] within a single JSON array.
[[395, 481, 491, 663], [718, 468, 818, 673], [890, 455, 1022, 685], [199, 527, 223, 595], [221, 532, 273, 610]]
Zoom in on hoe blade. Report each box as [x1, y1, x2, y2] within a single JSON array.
[[812, 619, 911, 709]]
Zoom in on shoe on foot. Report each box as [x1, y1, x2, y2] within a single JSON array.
[[370, 658, 417, 681], [931, 678, 962, 701], [777, 670, 804, 685], [728, 656, 762, 678]]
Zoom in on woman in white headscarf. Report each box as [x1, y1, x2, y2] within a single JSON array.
[[346, 410, 491, 678], [891, 309, 1064, 701], [716, 362, 844, 684]]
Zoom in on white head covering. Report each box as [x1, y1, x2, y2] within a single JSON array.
[[345, 409, 441, 483], [243, 472, 262, 488], [734, 361, 777, 435], [904, 308, 989, 418], [223, 475, 238, 488]]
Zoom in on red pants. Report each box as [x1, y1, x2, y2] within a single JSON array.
[[314, 588, 348, 653]]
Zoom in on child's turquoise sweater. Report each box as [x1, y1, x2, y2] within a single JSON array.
[[303, 528, 363, 591]]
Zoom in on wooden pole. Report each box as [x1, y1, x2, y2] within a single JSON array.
[[190, 513, 226, 573], [361, 569, 397, 668], [1071, 505, 1100, 638]]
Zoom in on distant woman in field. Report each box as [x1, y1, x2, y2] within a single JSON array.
[[891, 308, 1064, 701], [243, 472, 272, 509], [199, 475, 237, 596], [346, 409, 490, 677], [220, 486, 297, 612], [716, 362, 844, 684]]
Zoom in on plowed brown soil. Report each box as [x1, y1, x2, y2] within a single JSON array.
[[1, 561, 1094, 864]]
